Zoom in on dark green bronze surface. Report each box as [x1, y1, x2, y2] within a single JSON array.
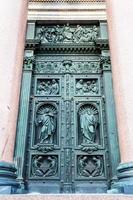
[[15, 23, 119, 194]]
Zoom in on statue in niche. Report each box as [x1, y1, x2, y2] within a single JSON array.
[[37, 79, 59, 95], [32, 155, 57, 177], [36, 107, 57, 144], [78, 155, 103, 177], [79, 106, 98, 144]]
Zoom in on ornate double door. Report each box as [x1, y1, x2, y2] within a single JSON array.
[[15, 23, 119, 194], [28, 55, 111, 193]]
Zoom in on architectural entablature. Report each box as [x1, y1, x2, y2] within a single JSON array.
[[28, 0, 106, 21]]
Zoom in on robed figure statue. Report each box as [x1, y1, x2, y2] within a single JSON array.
[[80, 109, 97, 144], [37, 108, 56, 144]]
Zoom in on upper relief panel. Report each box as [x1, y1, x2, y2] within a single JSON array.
[[35, 24, 99, 44]]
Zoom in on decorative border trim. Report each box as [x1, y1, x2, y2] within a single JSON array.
[[29, 0, 105, 2]]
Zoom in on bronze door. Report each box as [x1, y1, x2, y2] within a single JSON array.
[[15, 24, 120, 194], [27, 55, 110, 193]]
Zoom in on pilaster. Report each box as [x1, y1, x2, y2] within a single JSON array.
[[106, 0, 133, 194], [0, 0, 28, 194]]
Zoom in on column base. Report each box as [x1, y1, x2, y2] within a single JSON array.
[[0, 161, 20, 194], [110, 162, 133, 194]]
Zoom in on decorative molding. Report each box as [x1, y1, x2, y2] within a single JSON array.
[[29, 0, 105, 3], [28, 0, 106, 21]]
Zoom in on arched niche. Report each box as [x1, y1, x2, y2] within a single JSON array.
[[78, 103, 100, 145], [34, 103, 58, 146]]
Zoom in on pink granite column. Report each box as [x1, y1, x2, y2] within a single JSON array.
[[0, 0, 28, 162], [106, 0, 133, 193]]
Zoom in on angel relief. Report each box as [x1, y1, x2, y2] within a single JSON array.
[[78, 155, 103, 177], [32, 155, 58, 177], [32, 104, 57, 152]]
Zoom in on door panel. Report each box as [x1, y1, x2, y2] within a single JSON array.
[[15, 23, 119, 194], [26, 54, 109, 193]]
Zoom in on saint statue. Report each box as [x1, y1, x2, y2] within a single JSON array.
[[37, 108, 56, 144], [80, 109, 97, 144]]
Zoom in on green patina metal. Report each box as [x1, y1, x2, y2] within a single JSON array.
[[15, 22, 120, 194]]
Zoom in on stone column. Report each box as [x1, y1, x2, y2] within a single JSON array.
[[0, 0, 28, 194], [106, 0, 133, 194]]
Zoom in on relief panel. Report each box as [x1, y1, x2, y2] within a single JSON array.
[[35, 24, 99, 44], [77, 155, 104, 178], [35, 60, 101, 74], [36, 79, 60, 96], [75, 79, 99, 96], [31, 155, 58, 178]]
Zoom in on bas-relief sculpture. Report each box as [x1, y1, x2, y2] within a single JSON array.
[[37, 79, 59, 95], [36, 105, 57, 144], [32, 155, 58, 177], [78, 105, 99, 145], [37, 108, 56, 144], [76, 79, 98, 95], [35, 60, 101, 74], [36, 24, 99, 44], [32, 104, 57, 152], [78, 155, 103, 177]]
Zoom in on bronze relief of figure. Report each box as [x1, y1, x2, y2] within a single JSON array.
[[76, 79, 98, 95], [79, 106, 98, 144], [32, 156, 57, 177], [78, 155, 103, 177], [37, 108, 56, 144], [37, 79, 59, 95], [51, 79, 59, 95]]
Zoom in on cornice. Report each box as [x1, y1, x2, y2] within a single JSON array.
[[29, 0, 105, 2], [28, 0, 106, 21]]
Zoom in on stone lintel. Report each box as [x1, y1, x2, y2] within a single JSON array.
[[0, 194, 132, 200]]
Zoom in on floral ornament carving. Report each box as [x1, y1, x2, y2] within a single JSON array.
[[24, 56, 35, 70], [100, 56, 111, 71], [35, 60, 101, 74]]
